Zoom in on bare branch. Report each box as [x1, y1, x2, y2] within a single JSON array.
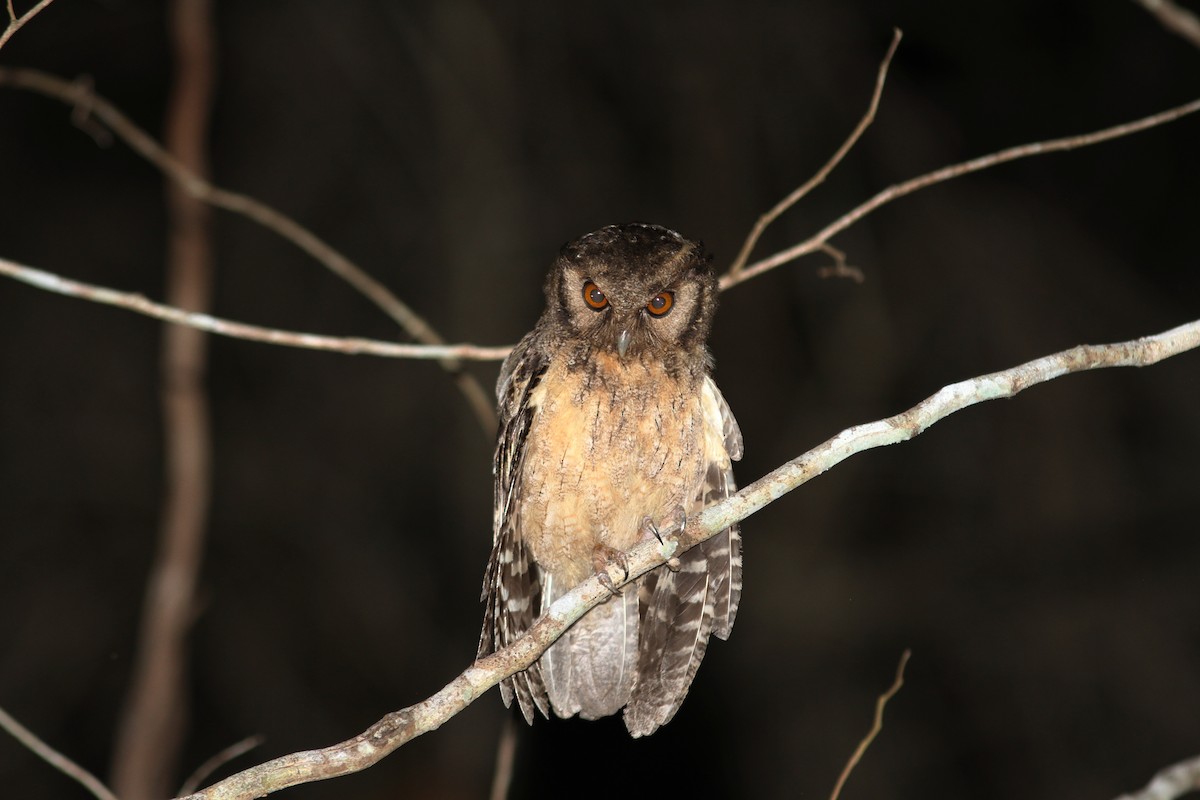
[[1133, 0, 1200, 49], [175, 318, 1200, 800], [813, 242, 864, 284], [719, 96, 1200, 290], [488, 716, 517, 800], [726, 29, 901, 277], [0, 256, 513, 361], [0, 0, 54, 51], [178, 736, 267, 797], [1115, 753, 1200, 800], [0, 65, 498, 431], [111, 2, 216, 797], [0, 704, 120, 800], [829, 650, 911, 800]]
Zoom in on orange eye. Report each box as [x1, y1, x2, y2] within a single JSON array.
[[646, 291, 674, 316], [582, 281, 608, 310]]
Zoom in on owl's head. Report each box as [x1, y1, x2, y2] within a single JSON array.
[[544, 223, 718, 367]]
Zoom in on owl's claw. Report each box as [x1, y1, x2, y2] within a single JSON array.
[[592, 544, 628, 596], [668, 506, 687, 536], [640, 507, 687, 546], [641, 507, 687, 546], [639, 515, 663, 544]]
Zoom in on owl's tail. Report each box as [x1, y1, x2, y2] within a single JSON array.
[[541, 576, 640, 721]]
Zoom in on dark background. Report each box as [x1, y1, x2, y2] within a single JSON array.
[[2, 2, 1199, 798]]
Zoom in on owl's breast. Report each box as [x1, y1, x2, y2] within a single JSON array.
[[518, 355, 707, 586]]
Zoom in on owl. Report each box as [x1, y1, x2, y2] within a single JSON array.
[[478, 222, 742, 737]]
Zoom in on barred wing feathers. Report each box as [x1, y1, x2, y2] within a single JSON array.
[[624, 376, 742, 736], [477, 334, 551, 723]]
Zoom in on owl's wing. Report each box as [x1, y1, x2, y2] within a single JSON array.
[[707, 376, 742, 639], [478, 333, 551, 724], [625, 375, 742, 737]]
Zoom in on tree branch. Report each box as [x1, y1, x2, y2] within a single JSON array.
[[0, 0, 54, 51], [1132, 0, 1200, 49], [0, 65, 498, 432], [0, 256, 513, 361], [829, 649, 910, 800], [0, 704, 119, 800], [177, 736, 266, 798], [110, 2, 216, 797], [719, 96, 1200, 289], [726, 28, 901, 278], [1115, 753, 1200, 800], [487, 715, 517, 800], [173, 318, 1200, 800]]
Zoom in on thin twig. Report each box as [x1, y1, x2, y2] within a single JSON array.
[[814, 242, 864, 283], [111, 3, 216, 797], [0, 256, 513, 361], [174, 318, 1200, 800], [0, 704, 120, 800], [726, 28, 901, 277], [1115, 753, 1200, 800], [0, 65, 498, 432], [1132, 0, 1200, 49], [829, 649, 911, 800], [178, 736, 267, 797], [0, 0, 54, 51], [720, 96, 1200, 290]]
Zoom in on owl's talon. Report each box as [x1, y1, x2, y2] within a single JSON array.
[[641, 507, 687, 546], [592, 544, 628, 596], [640, 515, 663, 544], [668, 506, 687, 536], [597, 570, 619, 596]]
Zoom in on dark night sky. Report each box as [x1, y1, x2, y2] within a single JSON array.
[[2, 2, 1199, 799]]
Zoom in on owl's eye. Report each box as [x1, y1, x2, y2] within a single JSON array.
[[646, 291, 674, 317], [582, 281, 609, 310]]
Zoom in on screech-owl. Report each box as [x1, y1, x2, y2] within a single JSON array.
[[478, 222, 742, 737]]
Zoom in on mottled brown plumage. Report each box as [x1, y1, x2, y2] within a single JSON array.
[[478, 223, 742, 736]]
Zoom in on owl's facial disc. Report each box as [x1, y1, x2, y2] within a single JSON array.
[[550, 223, 716, 366], [578, 276, 688, 359]]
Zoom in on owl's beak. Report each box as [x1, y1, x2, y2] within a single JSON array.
[[616, 328, 632, 358]]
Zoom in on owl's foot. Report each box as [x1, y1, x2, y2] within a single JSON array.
[[592, 544, 628, 596]]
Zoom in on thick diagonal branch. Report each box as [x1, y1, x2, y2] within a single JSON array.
[[176, 318, 1200, 800], [1116, 753, 1200, 800]]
